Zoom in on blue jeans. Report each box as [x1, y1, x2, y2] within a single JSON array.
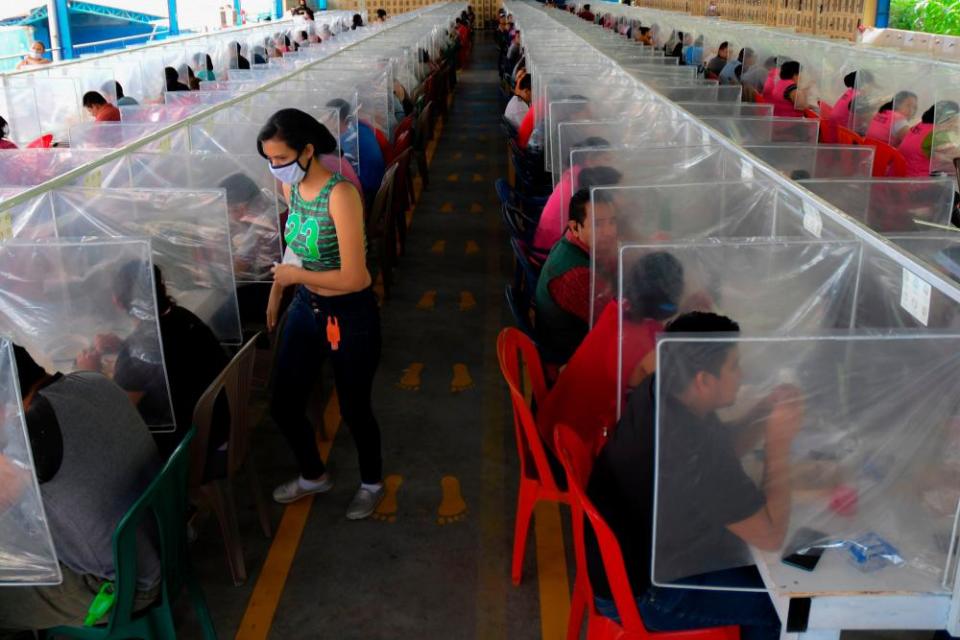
[[271, 285, 383, 484], [595, 567, 781, 640]]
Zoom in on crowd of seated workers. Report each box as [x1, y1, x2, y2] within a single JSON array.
[[493, 10, 904, 638], [0, 12, 466, 636]]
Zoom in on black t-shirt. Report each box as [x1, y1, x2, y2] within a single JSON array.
[[706, 55, 727, 76], [116, 305, 228, 458], [585, 376, 764, 598]]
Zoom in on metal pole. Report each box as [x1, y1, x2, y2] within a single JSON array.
[[45, 0, 61, 61], [234, 0, 243, 25], [168, 0, 180, 35], [875, 0, 890, 28], [53, 0, 73, 59], [275, 0, 285, 19]]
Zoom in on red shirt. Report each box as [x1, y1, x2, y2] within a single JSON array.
[[0, 139, 18, 150], [536, 300, 662, 454], [517, 104, 536, 149], [96, 103, 122, 122]]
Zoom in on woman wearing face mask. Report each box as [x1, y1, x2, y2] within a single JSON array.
[[257, 109, 385, 519], [16, 41, 51, 69]]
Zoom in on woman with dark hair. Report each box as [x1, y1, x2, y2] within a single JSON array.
[[0, 116, 17, 149], [352, 13, 364, 29], [231, 42, 250, 70], [898, 100, 960, 177], [195, 53, 216, 82], [535, 251, 685, 454], [164, 66, 189, 92], [256, 108, 384, 519]]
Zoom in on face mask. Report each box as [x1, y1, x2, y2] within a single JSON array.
[[29, 51, 42, 60], [269, 155, 310, 185]]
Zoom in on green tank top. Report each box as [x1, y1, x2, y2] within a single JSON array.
[[285, 173, 351, 272]]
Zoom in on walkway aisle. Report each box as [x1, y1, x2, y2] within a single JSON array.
[[186, 35, 552, 640]]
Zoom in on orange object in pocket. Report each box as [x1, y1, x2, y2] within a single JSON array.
[[326, 316, 341, 351]]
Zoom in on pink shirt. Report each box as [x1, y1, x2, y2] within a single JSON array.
[[898, 122, 934, 177], [771, 77, 803, 118], [533, 165, 582, 253], [865, 110, 907, 145], [827, 88, 856, 129]]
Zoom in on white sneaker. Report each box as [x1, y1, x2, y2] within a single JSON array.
[[346, 485, 385, 520], [272, 474, 334, 504]]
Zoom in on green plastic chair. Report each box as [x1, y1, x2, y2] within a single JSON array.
[[45, 429, 217, 639]]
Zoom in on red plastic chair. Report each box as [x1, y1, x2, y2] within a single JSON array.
[[496, 327, 569, 586], [817, 101, 838, 143], [554, 424, 741, 640], [752, 95, 766, 104], [374, 125, 393, 166], [393, 114, 415, 145], [836, 126, 865, 146], [862, 137, 908, 177], [26, 134, 53, 148]]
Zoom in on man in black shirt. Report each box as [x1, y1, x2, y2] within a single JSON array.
[[586, 312, 802, 640]]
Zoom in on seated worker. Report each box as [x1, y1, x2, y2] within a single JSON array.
[[536, 251, 684, 454], [352, 13, 364, 29], [533, 164, 622, 255], [194, 54, 216, 82], [326, 98, 386, 210], [82, 91, 121, 123], [376, 8, 388, 22], [0, 116, 17, 150], [505, 73, 532, 129], [78, 264, 229, 461], [866, 91, 917, 146], [579, 4, 595, 21], [744, 56, 777, 101], [0, 344, 161, 632], [720, 48, 753, 86], [292, 0, 315, 19], [704, 41, 729, 79], [164, 66, 190, 92], [587, 311, 802, 640], [899, 101, 960, 177], [684, 36, 704, 68], [16, 41, 51, 70], [826, 70, 874, 131], [535, 188, 618, 369], [230, 42, 251, 70], [771, 60, 807, 118], [113, 82, 138, 107]]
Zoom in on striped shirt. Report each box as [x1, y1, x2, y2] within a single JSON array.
[[285, 173, 350, 271]]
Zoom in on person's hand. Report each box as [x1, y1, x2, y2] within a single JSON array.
[[765, 384, 805, 446], [75, 348, 102, 372], [0, 454, 28, 514], [266, 288, 282, 333], [93, 333, 123, 354], [271, 263, 303, 288]]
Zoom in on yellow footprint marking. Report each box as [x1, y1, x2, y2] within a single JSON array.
[[82, 169, 102, 188], [397, 363, 424, 391], [459, 291, 477, 312], [437, 475, 467, 525], [372, 474, 403, 524], [469, 202, 483, 214], [430, 240, 446, 255], [471, 173, 484, 183], [452, 151, 463, 160], [450, 363, 474, 393], [446, 173, 460, 182], [417, 290, 437, 310], [474, 153, 487, 160], [440, 202, 454, 213], [465, 240, 480, 256]]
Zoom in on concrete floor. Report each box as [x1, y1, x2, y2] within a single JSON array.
[[181, 36, 552, 640]]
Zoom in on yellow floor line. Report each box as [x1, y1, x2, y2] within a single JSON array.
[[524, 357, 572, 640], [234, 391, 341, 640], [535, 502, 571, 640]]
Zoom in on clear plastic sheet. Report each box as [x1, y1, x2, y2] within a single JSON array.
[[744, 144, 875, 179], [589, 181, 784, 322], [119, 104, 204, 124], [887, 233, 960, 287], [0, 337, 61, 586], [68, 123, 190, 152], [930, 73, 960, 176], [188, 117, 342, 169], [0, 239, 175, 431], [700, 116, 820, 144], [0, 149, 117, 189], [28, 188, 243, 345], [94, 152, 283, 284], [679, 102, 774, 118], [800, 178, 956, 233], [651, 333, 960, 595], [556, 117, 712, 186], [3, 76, 82, 144], [0, 79, 42, 147], [562, 145, 733, 235]]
